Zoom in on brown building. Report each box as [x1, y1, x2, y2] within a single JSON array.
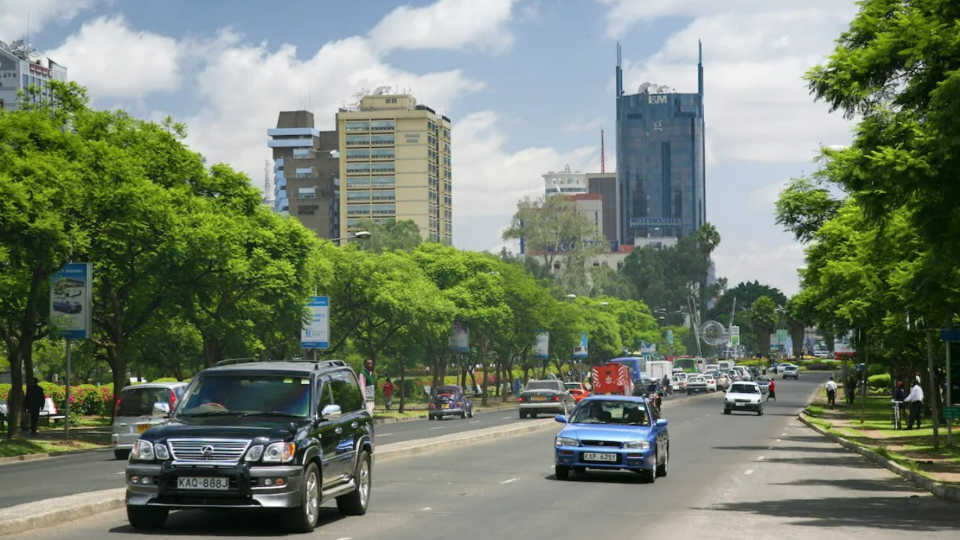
[[586, 172, 619, 244], [268, 111, 339, 239]]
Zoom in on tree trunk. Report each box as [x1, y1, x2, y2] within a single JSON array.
[[6, 346, 23, 438], [480, 337, 489, 407], [398, 354, 406, 414], [202, 335, 223, 367]]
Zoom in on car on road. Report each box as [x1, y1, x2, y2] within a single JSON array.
[[781, 365, 800, 379], [755, 376, 772, 394], [553, 395, 669, 483], [428, 385, 474, 420], [723, 382, 765, 416], [124, 359, 374, 533], [703, 375, 718, 393], [670, 372, 687, 393], [685, 375, 709, 395], [112, 382, 188, 460], [564, 382, 591, 403], [518, 380, 575, 418], [714, 372, 731, 391], [632, 378, 660, 397]]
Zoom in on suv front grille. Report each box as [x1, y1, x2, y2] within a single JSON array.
[[168, 439, 251, 463]]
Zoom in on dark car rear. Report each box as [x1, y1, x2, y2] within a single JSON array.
[[428, 385, 472, 420], [518, 380, 574, 418]]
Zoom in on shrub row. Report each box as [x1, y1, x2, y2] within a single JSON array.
[[0, 383, 115, 416]]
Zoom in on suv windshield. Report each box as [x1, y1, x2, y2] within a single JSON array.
[[730, 384, 759, 394], [525, 381, 560, 391], [179, 375, 311, 417], [571, 400, 649, 426]]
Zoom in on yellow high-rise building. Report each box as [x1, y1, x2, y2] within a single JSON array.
[[336, 93, 452, 243]]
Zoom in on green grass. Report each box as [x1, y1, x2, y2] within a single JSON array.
[[73, 416, 111, 427], [0, 438, 104, 458]]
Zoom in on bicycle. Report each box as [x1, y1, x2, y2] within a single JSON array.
[[891, 399, 904, 430]]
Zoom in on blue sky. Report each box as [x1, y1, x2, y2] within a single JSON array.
[[1, 0, 861, 295]]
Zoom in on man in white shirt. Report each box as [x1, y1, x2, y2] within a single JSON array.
[[825, 377, 838, 408], [905, 379, 925, 430]]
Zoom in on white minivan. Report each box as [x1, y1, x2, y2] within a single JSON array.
[[111, 382, 186, 460]]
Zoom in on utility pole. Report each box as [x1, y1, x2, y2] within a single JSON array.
[[927, 329, 941, 450]]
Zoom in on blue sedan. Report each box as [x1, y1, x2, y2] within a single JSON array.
[[554, 395, 669, 483]]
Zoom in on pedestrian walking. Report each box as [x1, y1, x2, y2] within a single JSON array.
[[513, 376, 522, 398], [768, 378, 777, 401], [24, 377, 45, 436], [826, 377, 838, 408], [382, 378, 395, 411], [360, 359, 376, 415], [905, 379, 924, 430], [845, 376, 856, 406]]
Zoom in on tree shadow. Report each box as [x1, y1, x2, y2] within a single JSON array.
[[771, 477, 921, 493], [711, 445, 850, 454], [759, 455, 880, 469], [109, 508, 346, 536], [545, 471, 646, 485]]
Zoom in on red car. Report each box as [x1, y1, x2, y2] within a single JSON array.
[[564, 382, 591, 403]]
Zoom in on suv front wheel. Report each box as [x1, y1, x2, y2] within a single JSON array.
[[337, 450, 372, 515], [284, 462, 321, 533]]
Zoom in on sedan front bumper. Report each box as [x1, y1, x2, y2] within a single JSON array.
[[555, 446, 656, 471], [725, 401, 763, 411]]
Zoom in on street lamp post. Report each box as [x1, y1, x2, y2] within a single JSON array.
[[319, 230, 372, 248]]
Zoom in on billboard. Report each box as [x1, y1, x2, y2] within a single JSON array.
[[573, 333, 589, 358], [533, 332, 549, 360], [50, 263, 93, 340], [450, 321, 469, 353], [630, 217, 681, 229], [666, 328, 674, 345], [301, 296, 330, 349]]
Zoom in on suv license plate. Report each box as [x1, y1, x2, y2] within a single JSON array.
[[583, 453, 617, 462], [177, 477, 229, 490]]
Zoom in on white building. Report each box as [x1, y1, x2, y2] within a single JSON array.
[[0, 39, 68, 111], [544, 164, 587, 197]]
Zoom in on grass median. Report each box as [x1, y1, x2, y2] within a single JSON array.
[[0, 438, 104, 459], [805, 387, 960, 488]]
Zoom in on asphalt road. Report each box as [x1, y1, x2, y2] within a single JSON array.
[[11, 371, 958, 540], [0, 389, 699, 509]]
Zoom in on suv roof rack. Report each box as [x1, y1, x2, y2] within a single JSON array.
[[215, 358, 257, 367], [213, 358, 349, 368]]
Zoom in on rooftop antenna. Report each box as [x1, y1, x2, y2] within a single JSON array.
[[600, 124, 606, 174]]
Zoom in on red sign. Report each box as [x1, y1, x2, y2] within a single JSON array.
[[29, 64, 50, 77]]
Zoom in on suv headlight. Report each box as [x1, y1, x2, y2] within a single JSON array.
[[555, 437, 579, 447], [624, 440, 651, 450], [153, 443, 170, 460], [245, 445, 265, 462], [132, 439, 155, 461], [263, 442, 296, 463]]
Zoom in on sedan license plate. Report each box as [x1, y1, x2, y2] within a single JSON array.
[[177, 477, 229, 490], [136, 424, 150, 434], [583, 453, 617, 462], [532, 396, 547, 402]]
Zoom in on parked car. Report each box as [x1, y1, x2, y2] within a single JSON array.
[[564, 382, 591, 403], [112, 382, 187, 460], [723, 382, 765, 415], [685, 375, 708, 395], [124, 359, 374, 533], [428, 385, 474, 420], [518, 380, 576, 418], [553, 395, 669, 483], [781, 365, 800, 380]]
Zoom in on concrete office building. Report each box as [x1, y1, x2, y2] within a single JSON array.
[[0, 39, 68, 111], [336, 91, 452, 243], [268, 111, 339, 239], [614, 42, 706, 244], [544, 165, 588, 198], [586, 172, 618, 243]]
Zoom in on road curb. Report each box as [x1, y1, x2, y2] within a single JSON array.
[[0, 419, 557, 536], [0, 447, 109, 467], [797, 412, 960, 503]]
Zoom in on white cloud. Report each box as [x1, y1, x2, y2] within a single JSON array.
[[712, 240, 805, 296], [46, 15, 182, 99], [748, 179, 788, 209], [565, 116, 606, 133], [0, 0, 97, 40], [618, 4, 859, 164], [370, 0, 518, 54]]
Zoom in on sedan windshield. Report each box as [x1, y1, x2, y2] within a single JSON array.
[[179, 375, 311, 417], [729, 384, 759, 394], [571, 400, 649, 426], [564, 383, 582, 390]]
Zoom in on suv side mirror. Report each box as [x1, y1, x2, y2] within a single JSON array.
[[321, 404, 342, 420], [152, 402, 171, 417]]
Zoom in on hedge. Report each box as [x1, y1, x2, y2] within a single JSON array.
[[867, 373, 891, 390], [0, 383, 115, 416]]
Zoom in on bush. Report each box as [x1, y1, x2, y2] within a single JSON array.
[[0, 382, 114, 416], [868, 373, 891, 390], [152, 377, 180, 383]]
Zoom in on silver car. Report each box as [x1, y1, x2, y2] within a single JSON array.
[[111, 382, 186, 460]]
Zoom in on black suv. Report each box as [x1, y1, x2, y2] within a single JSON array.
[[124, 359, 374, 533]]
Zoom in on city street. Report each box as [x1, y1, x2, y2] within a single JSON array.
[[0, 390, 700, 509], [10, 372, 956, 539]]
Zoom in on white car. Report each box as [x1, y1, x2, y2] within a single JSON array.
[[703, 375, 718, 392], [781, 365, 800, 379], [671, 372, 687, 392], [723, 382, 765, 416], [111, 382, 187, 460], [685, 375, 709, 395], [704, 364, 720, 374], [714, 372, 731, 390], [733, 367, 752, 381]]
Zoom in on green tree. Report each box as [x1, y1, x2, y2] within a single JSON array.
[[353, 218, 422, 253], [502, 195, 606, 273], [775, 177, 843, 244], [749, 296, 779, 357], [694, 222, 721, 257]]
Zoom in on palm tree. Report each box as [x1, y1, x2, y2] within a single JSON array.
[[695, 222, 721, 257]]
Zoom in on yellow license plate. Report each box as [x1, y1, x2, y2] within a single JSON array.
[[136, 424, 151, 434], [533, 396, 547, 401], [442, 404, 449, 409]]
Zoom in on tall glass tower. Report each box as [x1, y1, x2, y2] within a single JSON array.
[[615, 42, 705, 245]]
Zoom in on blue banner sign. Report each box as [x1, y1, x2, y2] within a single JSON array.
[[50, 263, 93, 340]]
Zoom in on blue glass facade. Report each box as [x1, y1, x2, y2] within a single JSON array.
[[615, 43, 706, 243]]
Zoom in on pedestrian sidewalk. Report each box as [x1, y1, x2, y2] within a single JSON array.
[[805, 388, 960, 489]]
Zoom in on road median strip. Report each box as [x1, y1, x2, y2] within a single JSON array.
[[0, 418, 556, 536]]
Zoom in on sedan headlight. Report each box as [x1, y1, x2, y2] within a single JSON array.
[[131, 439, 155, 461], [623, 440, 651, 450], [263, 441, 296, 463], [555, 437, 579, 447]]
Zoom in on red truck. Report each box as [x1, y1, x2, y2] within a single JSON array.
[[591, 363, 634, 396]]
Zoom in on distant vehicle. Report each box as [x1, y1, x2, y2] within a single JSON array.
[[673, 358, 697, 373], [671, 372, 687, 392], [685, 375, 708, 395], [564, 382, 591, 403], [703, 375, 718, 393], [724, 382, 765, 415], [781, 365, 800, 380], [714, 372, 731, 391], [704, 364, 720, 374], [553, 395, 669, 483], [647, 361, 674, 383], [112, 382, 187, 460], [609, 357, 647, 381], [428, 385, 474, 420], [518, 380, 575, 418], [632, 378, 659, 397], [755, 376, 772, 394], [592, 363, 635, 396], [733, 366, 752, 381], [717, 360, 735, 372]]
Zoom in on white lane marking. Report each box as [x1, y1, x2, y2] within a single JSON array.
[[757, 456, 765, 461], [704, 414, 710, 417], [469, 420, 481, 424], [776, 439, 782, 442], [377, 433, 394, 437], [781, 433, 787, 436], [500, 477, 520, 484], [335, 537, 352, 540], [429, 426, 445, 430], [745, 469, 755, 475], [115, 471, 125, 475], [502, 416, 512, 419], [421, 507, 432, 511]]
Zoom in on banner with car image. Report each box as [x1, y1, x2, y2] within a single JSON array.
[[50, 262, 93, 339]]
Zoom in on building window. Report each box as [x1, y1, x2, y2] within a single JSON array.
[[371, 204, 396, 215], [347, 204, 370, 215], [371, 162, 395, 172], [371, 176, 395, 187], [295, 167, 314, 178], [386, 98, 397, 104], [347, 177, 371, 187], [347, 163, 371, 173], [347, 191, 371, 201], [371, 149, 395, 159], [346, 149, 370, 159], [346, 121, 369, 132], [346, 135, 370, 146], [370, 120, 395, 131], [298, 187, 317, 199], [443, 128, 451, 139], [370, 134, 395, 145], [371, 190, 395, 201], [292, 148, 310, 159]]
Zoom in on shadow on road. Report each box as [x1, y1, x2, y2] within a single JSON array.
[[699, 494, 959, 531], [710, 445, 851, 455], [109, 508, 346, 536], [545, 472, 646, 484], [759, 455, 885, 469], [771, 477, 921, 493]]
